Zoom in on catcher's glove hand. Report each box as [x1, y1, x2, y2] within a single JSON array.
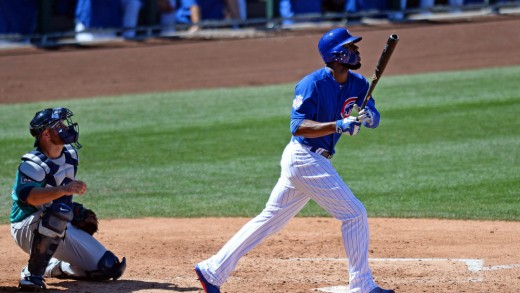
[[71, 202, 99, 235]]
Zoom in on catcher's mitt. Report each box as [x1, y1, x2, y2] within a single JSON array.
[[71, 202, 99, 235]]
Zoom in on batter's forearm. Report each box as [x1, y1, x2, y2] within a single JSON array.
[[294, 119, 336, 138]]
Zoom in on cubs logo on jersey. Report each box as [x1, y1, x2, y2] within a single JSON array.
[[341, 97, 358, 118]]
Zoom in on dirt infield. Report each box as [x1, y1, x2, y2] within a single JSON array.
[[1, 16, 520, 104], [1, 16, 520, 292], [1, 218, 519, 292]]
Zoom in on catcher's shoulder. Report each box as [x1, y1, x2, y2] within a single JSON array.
[[19, 150, 47, 181], [64, 144, 79, 160], [19, 160, 46, 182]]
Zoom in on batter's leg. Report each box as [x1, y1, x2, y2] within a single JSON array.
[[311, 184, 375, 292], [197, 176, 309, 287], [290, 150, 376, 292]]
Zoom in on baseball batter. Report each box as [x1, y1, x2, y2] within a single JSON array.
[[194, 27, 394, 293], [10, 107, 126, 291]]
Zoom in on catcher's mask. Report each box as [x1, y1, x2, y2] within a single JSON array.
[[318, 27, 362, 67], [29, 107, 82, 149]]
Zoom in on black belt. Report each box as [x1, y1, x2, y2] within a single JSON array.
[[310, 147, 333, 159]]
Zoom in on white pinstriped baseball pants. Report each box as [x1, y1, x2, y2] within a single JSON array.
[[198, 140, 377, 293]]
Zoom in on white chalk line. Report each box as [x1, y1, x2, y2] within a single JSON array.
[[289, 257, 520, 272], [286, 258, 520, 292]]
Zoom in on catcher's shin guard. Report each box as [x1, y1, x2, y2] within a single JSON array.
[[86, 251, 127, 281], [28, 203, 73, 277]]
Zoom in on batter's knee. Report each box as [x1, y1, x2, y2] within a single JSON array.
[[353, 203, 368, 221], [356, 204, 368, 219], [337, 202, 368, 223]]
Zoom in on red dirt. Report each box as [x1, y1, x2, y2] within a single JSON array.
[[1, 15, 519, 293], [1, 16, 520, 104]]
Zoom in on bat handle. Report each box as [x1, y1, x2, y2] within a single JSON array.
[[360, 94, 371, 110]]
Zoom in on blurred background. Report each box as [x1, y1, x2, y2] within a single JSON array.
[[1, 0, 519, 47]]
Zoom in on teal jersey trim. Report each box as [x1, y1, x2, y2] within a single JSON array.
[[10, 172, 43, 223]]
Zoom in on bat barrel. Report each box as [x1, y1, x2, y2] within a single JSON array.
[[360, 34, 399, 110]]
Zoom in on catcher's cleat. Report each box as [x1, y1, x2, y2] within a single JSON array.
[[20, 266, 29, 279], [18, 274, 47, 291], [369, 287, 395, 293], [194, 264, 220, 293]]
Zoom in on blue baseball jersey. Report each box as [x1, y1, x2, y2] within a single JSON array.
[[290, 67, 379, 155]]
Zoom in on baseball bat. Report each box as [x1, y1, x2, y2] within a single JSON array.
[[360, 34, 399, 110]]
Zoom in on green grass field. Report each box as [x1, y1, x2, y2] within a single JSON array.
[[1, 66, 519, 224]]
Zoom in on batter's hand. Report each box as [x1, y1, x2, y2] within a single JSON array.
[[63, 180, 87, 195], [355, 104, 374, 126], [336, 117, 361, 136]]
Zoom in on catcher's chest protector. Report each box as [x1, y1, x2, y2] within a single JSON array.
[[21, 145, 78, 188]]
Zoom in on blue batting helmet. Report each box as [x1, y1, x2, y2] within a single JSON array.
[[318, 27, 362, 63]]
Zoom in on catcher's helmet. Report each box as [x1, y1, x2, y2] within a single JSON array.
[[318, 27, 362, 64], [29, 107, 81, 149]]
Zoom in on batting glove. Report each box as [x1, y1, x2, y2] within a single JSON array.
[[352, 104, 375, 127], [336, 117, 361, 136], [357, 107, 375, 126]]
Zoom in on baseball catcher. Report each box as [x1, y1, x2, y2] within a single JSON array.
[[10, 107, 126, 291]]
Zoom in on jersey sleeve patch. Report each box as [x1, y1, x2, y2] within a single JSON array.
[[292, 94, 304, 110]]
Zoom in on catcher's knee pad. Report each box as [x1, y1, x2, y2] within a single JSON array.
[[28, 203, 73, 277], [87, 251, 127, 281]]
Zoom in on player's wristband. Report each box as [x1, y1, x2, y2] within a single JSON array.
[[335, 119, 344, 134]]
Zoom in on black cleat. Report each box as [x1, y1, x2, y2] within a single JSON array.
[[18, 275, 47, 291], [369, 287, 395, 293]]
